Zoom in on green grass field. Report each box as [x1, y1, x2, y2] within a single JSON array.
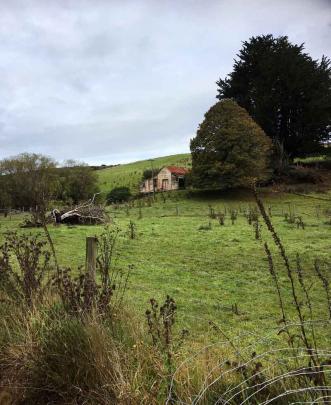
[[97, 153, 191, 194], [1, 188, 330, 347], [1, 158, 331, 403]]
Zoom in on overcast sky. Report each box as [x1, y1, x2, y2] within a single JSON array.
[[0, 0, 330, 165]]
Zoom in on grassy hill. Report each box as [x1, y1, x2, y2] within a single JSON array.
[[97, 153, 191, 194]]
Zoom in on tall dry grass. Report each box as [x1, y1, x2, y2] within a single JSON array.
[[0, 293, 329, 404]]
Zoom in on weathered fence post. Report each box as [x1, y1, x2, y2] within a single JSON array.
[[84, 237, 98, 310], [85, 236, 98, 280]]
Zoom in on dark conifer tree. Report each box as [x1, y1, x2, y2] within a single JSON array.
[[217, 35, 331, 158]]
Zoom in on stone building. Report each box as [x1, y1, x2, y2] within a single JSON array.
[[140, 166, 188, 194]]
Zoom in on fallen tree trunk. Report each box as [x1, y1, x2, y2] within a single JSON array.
[[20, 194, 109, 228], [52, 195, 109, 225], [52, 209, 106, 225]]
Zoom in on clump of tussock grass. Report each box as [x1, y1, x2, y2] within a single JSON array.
[[0, 302, 160, 404]]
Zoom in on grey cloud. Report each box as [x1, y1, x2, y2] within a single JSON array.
[[0, 0, 330, 164]]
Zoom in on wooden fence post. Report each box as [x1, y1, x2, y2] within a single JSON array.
[[85, 237, 98, 280]]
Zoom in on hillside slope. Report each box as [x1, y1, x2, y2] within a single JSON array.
[[97, 153, 191, 194]]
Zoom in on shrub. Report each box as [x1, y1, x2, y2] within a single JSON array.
[[142, 168, 160, 181], [0, 231, 51, 306], [106, 187, 132, 204], [318, 158, 331, 170], [57, 226, 130, 316], [286, 166, 322, 184]]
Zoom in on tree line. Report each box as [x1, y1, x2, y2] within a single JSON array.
[[0, 153, 99, 211]]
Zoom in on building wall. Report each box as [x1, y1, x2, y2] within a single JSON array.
[[140, 178, 154, 193], [140, 167, 185, 193], [156, 167, 179, 191]]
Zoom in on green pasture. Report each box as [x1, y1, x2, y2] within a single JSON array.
[[0, 189, 330, 347], [97, 153, 191, 194]]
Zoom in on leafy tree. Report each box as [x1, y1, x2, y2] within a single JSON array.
[[106, 187, 131, 204], [59, 161, 99, 204], [0, 187, 12, 212], [142, 168, 160, 181], [190, 99, 272, 189], [0, 155, 99, 211], [217, 35, 331, 158], [0, 153, 59, 210]]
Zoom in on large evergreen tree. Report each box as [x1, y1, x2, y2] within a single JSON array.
[[190, 99, 271, 189], [217, 35, 331, 158]]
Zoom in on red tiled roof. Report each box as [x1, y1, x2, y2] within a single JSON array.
[[166, 166, 189, 175]]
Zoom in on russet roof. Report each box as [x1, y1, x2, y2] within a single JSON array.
[[166, 166, 189, 175]]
